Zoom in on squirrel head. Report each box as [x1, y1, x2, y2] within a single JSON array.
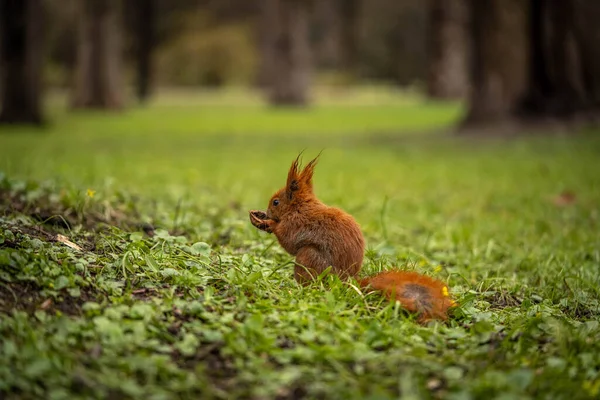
[[266, 155, 319, 221]]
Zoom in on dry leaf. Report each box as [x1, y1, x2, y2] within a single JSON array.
[[40, 298, 53, 310], [56, 234, 82, 251], [553, 190, 576, 206]]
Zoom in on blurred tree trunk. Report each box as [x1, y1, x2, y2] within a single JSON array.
[[573, 1, 600, 109], [462, 0, 600, 130], [314, 0, 341, 69], [314, 0, 359, 74], [265, 0, 311, 106], [339, 0, 360, 73], [256, 0, 277, 88], [427, 0, 468, 100], [518, 0, 600, 120], [72, 0, 123, 110], [462, 0, 528, 127], [134, 0, 155, 104], [0, 0, 44, 124]]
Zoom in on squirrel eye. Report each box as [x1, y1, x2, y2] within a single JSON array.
[[272, 199, 280, 206]]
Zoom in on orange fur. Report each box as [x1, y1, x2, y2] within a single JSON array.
[[249, 156, 454, 322], [358, 271, 453, 322]]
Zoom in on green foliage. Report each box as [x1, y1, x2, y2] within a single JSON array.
[[1, 90, 600, 399], [156, 11, 258, 87]]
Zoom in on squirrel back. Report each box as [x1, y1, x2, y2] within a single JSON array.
[[249, 155, 454, 322]]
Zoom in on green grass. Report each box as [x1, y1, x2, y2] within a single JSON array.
[[1, 88, 600, 399]]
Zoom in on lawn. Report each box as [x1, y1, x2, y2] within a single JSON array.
[[1, 88, 599, 399]]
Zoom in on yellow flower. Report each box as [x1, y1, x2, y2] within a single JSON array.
[[442, 286, 449, 297], [86, 189, 96, 198], [434, 265, 443, 273]]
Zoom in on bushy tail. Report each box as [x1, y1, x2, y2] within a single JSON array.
[[358, 271, 455, 323]]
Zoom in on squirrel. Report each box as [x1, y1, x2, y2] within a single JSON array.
[[249, 155, 454, 322]]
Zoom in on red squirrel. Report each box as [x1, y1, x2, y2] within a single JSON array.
[[249, 156, 454, 322]]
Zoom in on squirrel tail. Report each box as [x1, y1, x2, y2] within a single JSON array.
[[358, 271, 455, 322]]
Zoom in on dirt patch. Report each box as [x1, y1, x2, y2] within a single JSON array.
[[563, 303, 598, 320], [0, 281, 101, 316], [173, 343, 235, 374], [275, 386, 308, 400], [0, 187, 152, 233], [485, 291, 523, 309], [1, 222, 96, 253], [171, 342, 244, 395]]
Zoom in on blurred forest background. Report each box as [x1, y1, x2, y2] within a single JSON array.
[[2, 2, 600, 398], [2, 0, 600, 130]]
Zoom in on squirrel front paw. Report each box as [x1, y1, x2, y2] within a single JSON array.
[[249, 210, 274, 233]]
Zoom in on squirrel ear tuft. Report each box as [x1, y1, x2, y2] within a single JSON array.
[[288, 179, 299, 199], [286, 156, 301, 199], [286, 153, 320, 199], [299, 155, 319, 188]]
